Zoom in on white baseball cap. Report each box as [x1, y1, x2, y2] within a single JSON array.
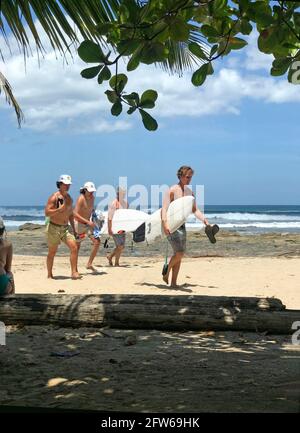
[[82, 181, 96, 192], [58, 174, 72, 185], [0, 216, 4, 229]]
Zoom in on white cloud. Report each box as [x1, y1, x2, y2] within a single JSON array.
[[1, 23, 300, 133], [243, 30, 273, 72]]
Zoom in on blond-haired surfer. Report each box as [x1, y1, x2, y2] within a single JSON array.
[[161, 166, 210, 287]]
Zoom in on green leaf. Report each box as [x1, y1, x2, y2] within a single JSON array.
[[111, 100, 123, 116], [78, 40, 105, 63], [127, 54, 140, 71], [189, 42, 207, 60], [212, 0, 227, 12], [294, 12, 300, 28], [105, 90, 118, 104], [258, 28, 278, 54], [168, 17, 190, 42], [241, 19, 253, 35], [119, 4, 130, 23], [207, 62, 214, 75], [210, 45, 219, 57], [117, 39, 141, 56], [123, 92, 140, 106], [81, 65, 102, 79], [139, 42, 169, 64], [98, 66, 111, 84], [122, 0, 140, 23], [127, 106, 137, 115], [228, 37, 248, 50], [109, 74, 128, 92], [139, 109, 158, 131], [201, 25, 219, 38], [271, 57, 292, 76], [141, 90, 158, 105], [96, 23, 114, 35], [191, 63, 209, 86]]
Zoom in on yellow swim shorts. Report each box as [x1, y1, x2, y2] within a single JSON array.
[[46, 222, 75, 246]]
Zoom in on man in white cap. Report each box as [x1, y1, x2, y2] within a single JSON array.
[[45, 175, 80, 279], [0, 216, 15, 295], [73, 181, 100, 271]]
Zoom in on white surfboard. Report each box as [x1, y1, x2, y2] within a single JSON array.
[[98, 209, 149, 235], [133, 196, 194, 244]]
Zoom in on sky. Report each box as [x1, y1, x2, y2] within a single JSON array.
[[1, 26, 300, 206]]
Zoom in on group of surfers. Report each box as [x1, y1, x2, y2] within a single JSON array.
[[0, 165, 212, 294]]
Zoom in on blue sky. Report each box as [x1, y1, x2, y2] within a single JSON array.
[[1, 29, 300, 206]]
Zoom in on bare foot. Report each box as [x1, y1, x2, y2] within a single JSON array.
[[86, 265, 97, 272], [170, 283, 179, 288], [47, 274, 54, 279], [106, 255, 113, 266], [115, 263, 120, 267], [71, 272, 82, 280], [163, 274, 169, 284]]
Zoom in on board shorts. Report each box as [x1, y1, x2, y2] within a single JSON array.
[[0, 273, 11, 295], [46, 221, 75, 247], [74, 221, 99, 243], [167, 224, 186, 253], [113, 233, 126, 247]]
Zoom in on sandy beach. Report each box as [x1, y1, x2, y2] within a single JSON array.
[[1, 228, 300, 412], [12, 256, 300, 309], [7, 227, 300, 309]]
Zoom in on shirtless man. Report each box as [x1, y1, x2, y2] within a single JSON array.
[[161, 166, 210, 287], [45, 174, 80, 279], [107, 187, 128, 267], [0, 217, 15, 295], [73, 181, 100, 271]]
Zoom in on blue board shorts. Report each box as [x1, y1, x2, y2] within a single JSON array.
[[113, 233, 126, 247], [167, 224, 186, 253], [0, 274, 10, 295]]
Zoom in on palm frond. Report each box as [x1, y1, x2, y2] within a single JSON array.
[[0, 71, 24, 127], [158, 31, 210, 75], [0, 0, 121, 58]]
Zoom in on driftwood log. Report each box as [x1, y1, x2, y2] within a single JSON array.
[[0, 294, 299, 333]]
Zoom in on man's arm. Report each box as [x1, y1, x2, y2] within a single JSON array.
[[108, 201, 116, 235], [192, 197, 209, 225], [45, 194, 65, 217], [68, 199, 77, 236]]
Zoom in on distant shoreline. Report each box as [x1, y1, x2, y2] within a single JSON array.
[[6, 227, 300, 258]]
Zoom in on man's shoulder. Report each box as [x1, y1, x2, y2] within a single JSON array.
[[48, 192, 58, 202]]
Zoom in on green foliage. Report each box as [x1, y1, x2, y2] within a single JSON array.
[[75, 1, 300, 131], [139, 109, 158, 131], [81, 65, 102, 79], [3, 0, 300, 130], [78, 41, 105, 63]]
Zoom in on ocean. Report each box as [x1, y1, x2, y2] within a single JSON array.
[[1, 205, 300, 234]]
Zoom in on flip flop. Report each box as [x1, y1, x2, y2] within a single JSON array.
[[205, 224, 219, 244]]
